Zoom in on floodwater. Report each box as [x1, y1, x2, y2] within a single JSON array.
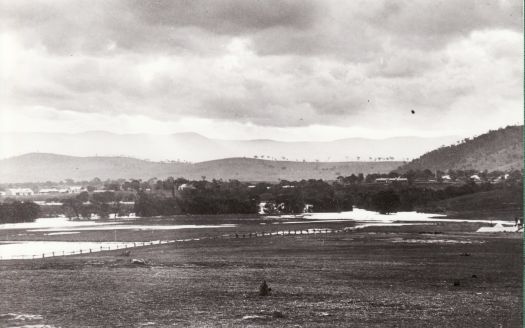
[[0, 217, 237, 259], [0, 217, 237, 232], [0, 241, 138, 259], [300, 208, 513, 225], [0, 208, 517, 260]]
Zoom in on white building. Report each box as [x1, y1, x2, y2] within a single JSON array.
[[441, 175, 452, 181], [470, 174, 481, 181], [178, 183, 195, 191], [375, 177, 408, 184], [6, 188, 34, 196], [39, 188, 59, 194], [68, 186, 83, 193]]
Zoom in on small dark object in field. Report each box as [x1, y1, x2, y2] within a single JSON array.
[[131, 258, 147, 265], [259, 280, 271, 296], [272, 311, 285, 318], [453, 280, 460, 286], [460, 253, 471, 256], [120, 250, 131, 257], [411, 110, 415, 114], [471, 274, 478, 278], [433, 231, 442, 234]]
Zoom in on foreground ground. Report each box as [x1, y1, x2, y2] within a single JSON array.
[[0, 219, 522, 327]]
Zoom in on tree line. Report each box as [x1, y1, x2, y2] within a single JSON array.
[[133, 179, 355, 217], [0, 201, 40, 224], [2, 168, 521, 221], [133, 175, 522, 217]]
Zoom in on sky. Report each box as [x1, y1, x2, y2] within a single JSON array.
[[0, 0, 522, 141]]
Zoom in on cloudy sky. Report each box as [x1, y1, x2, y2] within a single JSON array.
[[0, 0, 522, 141]]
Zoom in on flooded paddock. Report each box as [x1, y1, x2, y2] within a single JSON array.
[[0, 208, 519, 260]]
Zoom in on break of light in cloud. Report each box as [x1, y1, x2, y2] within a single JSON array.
[[0, 0, 522, 140]]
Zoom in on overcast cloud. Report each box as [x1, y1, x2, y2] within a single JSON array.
[[0, 0, 522, 140]]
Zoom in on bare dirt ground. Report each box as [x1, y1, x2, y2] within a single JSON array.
[[0, 220, 522, 327]]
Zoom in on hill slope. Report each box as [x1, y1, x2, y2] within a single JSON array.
[[398, 125, 523, 172], [0, 153, 402, 183]]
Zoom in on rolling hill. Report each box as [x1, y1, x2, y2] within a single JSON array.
[[0, 153, 402, 183], [398, 125, 523, 172]]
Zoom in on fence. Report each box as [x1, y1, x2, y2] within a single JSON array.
[[1, 227, 352, 261]]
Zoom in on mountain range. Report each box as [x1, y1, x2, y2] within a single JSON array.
[[1, 126, 521, 183], [0, 131, 459, 162]]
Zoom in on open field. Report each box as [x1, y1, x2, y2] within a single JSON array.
[[0, 216, 522, 327]]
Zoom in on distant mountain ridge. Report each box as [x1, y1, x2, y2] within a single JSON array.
[[0, 153, 403, 183], [398, 125, 523, 172], [0, 131, 459, 162]]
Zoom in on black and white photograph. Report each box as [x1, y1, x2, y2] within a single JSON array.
[[0, 0, 523, 327]]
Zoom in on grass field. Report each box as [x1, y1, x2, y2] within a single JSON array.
[[0, 216, 522, 327]]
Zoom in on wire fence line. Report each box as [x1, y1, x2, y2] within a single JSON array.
[[1, 227, 349, 261]]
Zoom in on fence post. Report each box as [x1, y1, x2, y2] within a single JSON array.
[[52, 252, 55, 257], [42, 253, 44, 259]]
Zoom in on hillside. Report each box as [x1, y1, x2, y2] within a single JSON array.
[[0, 153, 187, 183], [0, 153, 402, 183], [398, 125, 523, 172], [417, 188, 523, 219]]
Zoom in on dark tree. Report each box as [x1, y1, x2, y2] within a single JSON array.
[[371, 190, 401, 214]]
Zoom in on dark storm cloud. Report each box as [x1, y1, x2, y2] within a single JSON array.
[[0, 0, 522, 132], [129, 0, 320, 32], [0, 0, 320, 55]]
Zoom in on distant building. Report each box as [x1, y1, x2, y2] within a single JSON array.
[[470, 174, 481, 182], [178, 183, 195, 191], [258, 201, 281, 215], [68, 186, 83, 193], [441, 175, 452, 181], [303, 204, 314, 213], [39, 188, 59, 194], [6, 188, 34, 196], [375, 177, 408, 184]]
